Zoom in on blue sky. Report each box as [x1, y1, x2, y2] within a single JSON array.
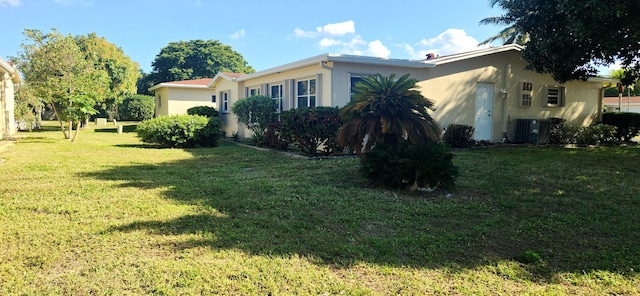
[[1, 0, 525, 74]]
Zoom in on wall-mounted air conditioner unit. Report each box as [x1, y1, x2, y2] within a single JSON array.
[[515, 119, 550, 144]]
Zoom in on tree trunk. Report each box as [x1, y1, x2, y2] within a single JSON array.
[[70, 120, 81, 142], [50, 101, 69, 139]]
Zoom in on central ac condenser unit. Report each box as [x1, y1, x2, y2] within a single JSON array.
[[515, 119, 550, 145]]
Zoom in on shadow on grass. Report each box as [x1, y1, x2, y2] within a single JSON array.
[[88, 145, 640, 280]]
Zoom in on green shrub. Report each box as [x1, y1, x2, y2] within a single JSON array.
[[559, 123, 617, 146], [187, 106, 218, 118], [119, 95, 155, 121], [136, 115, 223, 148], [602, 112, 640, 142], [263, 121, 291, 150], [231, 95, 278, 144], [195, 117, 225, 147], [548, 117, 567, 144], [443, 124, 475, 148], [279, 107, 341, 156], [361, 141, 459, 191]]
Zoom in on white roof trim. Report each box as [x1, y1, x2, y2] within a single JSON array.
[[148, 82, 211, 92], [207, 72, 244, 88], [430, 44, 524, 65], [234, 53, 436, 82], [0, 57, 22, 84]]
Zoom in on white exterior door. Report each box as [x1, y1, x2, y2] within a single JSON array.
[[474, 83, 493, 141]]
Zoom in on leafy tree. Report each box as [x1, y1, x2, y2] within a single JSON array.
[[337, 73, 440, 156], [478, 0, 529, 46], [14, 85, 44, 131], [136, 71, 155, 96], [147, 39, 254, 85], [231, 95, 278, 144], [13, 29, 103, 141], [119, 94, 155, 121], [75, 33, 140, 118], [488, 0, 640, 83]]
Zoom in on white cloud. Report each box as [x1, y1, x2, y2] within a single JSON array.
[[365, 40, 391, 58], [321, 21, 355, 36], [402, 29, 485, 60], [418, 29, 483, 55], [319, 38, 340, 48], [0, 0, 21, 7], [295, 21, 391, 57], [230, 29, 245, 40], [294, 20, 355, 38]]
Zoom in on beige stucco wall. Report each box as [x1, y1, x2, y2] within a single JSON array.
[[167, 88, 216, 116], [1, 71, 17, 139], [214, 64, 333, 138], [154, 86, 216, 119], [154, 87, 169, 117], [416, 51, 603, 142]]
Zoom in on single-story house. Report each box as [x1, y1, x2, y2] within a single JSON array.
[[1, 56, 21, 140], [153, 44, 614, 143], [208, 44, 613, 142], [604, 96, 640, 113], [149, 78, 218, 117]]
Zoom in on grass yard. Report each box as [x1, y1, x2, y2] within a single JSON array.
[[1, 122, 639, 295]]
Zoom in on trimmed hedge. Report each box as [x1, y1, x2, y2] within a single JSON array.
[[136, 115, 223, 148], [602, 112, 640, 142], [559, 123, 617, 146], [119, 95, 155, 121], [187, 106, 219, 118], [279, 107, 341, 156]]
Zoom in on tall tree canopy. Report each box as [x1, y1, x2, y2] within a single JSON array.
[[13, 29, 140, 140], [75, 33, 140, 100], [489, 0, 640, 83], [148, 39, 254, 84]]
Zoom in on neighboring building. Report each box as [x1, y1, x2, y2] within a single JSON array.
[[152, 45, 613, 143], [0, 57, 22, 140], [148, 78, 217, 117], [604, 96, 640, 113]]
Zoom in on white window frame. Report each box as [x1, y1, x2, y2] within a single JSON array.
[[248, 86, 260, 96], [270, 84, 284, 113], [296, 78, 316, 108], [221, 91, 230, 113], [543, 85, 565, 107], [519, 81, 533, 107]]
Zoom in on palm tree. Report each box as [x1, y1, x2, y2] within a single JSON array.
[[337, 73, 440, 155], [478, 0, 529, 46]]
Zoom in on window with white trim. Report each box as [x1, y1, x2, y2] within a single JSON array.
[[249, 86, 260, 96], [297, 78, 316, 108], [211, 94, 216, 103], [519, 81, 533, 107], [221, 91, 230, 113], [544, 85, 565, 107], [271, 84, 283, 112]]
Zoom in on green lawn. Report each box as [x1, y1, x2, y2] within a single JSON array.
[[1, 122, 639, 295]]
